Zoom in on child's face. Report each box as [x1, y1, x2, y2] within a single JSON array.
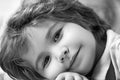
[[22, 20, 96, 80]]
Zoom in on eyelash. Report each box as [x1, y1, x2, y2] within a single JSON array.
[[43, 56, 50, 68], [53, 28, 63, 42]]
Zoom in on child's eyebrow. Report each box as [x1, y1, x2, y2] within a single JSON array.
[[46, 22, 58, 39]]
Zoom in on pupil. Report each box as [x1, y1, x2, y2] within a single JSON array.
[[54, 31, 60, 41]]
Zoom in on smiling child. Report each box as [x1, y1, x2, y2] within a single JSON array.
[[0, 0, 120, 80]]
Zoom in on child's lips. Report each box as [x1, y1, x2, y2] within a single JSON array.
[[69, 46, 81, 69]]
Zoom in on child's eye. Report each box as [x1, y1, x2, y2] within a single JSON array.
[[43, 56, 50, 68], [53, 28, 63, 42]]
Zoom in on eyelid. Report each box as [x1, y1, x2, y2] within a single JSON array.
[[36, 56, 43, 71], [36, 52, 46, 70], [46, 22, 58, 40], [52, 28, 63, 42], [46, 22, 65, 42], [42, 56, 51, 69]]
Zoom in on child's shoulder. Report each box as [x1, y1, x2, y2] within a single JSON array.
[[92, 30, 120, 80], [108, 29, 120, 79]]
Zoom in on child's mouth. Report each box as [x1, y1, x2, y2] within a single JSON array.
[[69, 46, 81, 69]]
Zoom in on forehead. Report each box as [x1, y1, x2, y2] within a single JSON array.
[[25, 19, 56, 51], [26, 19, 56, 43], [29, 19, 56, 28]]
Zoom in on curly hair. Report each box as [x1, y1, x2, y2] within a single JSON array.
[[0, 0, 110, 80]]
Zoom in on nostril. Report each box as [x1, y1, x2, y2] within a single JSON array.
[[60, 57, 65, 62], [59, 47, 69, 62], [61, 51, 68, 62], [64, 51, 67, 54], [64, 48, 69, 54], [61, 57, 64, 61]]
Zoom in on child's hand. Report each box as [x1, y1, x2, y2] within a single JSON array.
[[55, 72, 88, 80]]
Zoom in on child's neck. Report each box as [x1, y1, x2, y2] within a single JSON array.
[[95, 40, 106, 65]]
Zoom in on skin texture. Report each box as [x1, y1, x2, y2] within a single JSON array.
[[22, 20, 96, 80]]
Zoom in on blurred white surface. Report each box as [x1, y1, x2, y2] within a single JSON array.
[[0, 0, 22, 29], [0, 0, 21, 18], [0, 67, 13, 80]]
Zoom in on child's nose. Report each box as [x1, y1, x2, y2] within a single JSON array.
[[58, 47, 69, 63]]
